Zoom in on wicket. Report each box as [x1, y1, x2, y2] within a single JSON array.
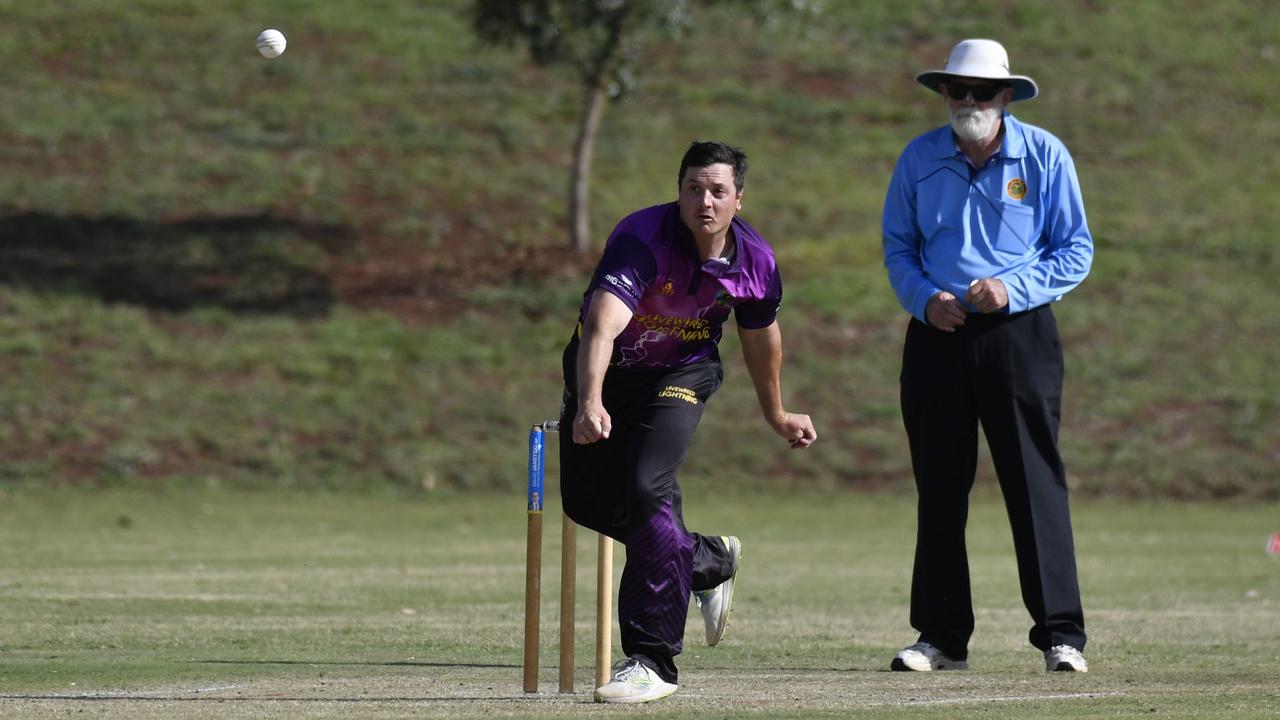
[[523, 420, 614, 694]]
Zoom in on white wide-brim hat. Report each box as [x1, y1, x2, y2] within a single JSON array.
[[916, 39, 1038, 102]]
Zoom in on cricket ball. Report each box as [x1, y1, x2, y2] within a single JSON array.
[[257, 29, 287, 59]]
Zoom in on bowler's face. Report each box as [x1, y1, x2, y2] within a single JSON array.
[[678, 163, 742, 242]]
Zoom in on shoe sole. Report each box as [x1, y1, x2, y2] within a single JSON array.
[[1046, 647, 1088, 672], [593, 684, 678, 704], [707, 536, 741, 647]]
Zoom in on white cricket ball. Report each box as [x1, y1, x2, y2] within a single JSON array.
[[256, 29, 287, 59]]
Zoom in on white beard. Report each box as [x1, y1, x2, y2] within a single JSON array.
[[948, 104, 1002, 143]]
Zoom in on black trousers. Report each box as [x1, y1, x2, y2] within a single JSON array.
[[558, 337, 737, 684], [899, 305, 1086, 659]]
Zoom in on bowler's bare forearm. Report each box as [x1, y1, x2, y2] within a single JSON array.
[[738, 322, 786, 426], [573, 290, 632, 443], [738, 321, 817, 448]]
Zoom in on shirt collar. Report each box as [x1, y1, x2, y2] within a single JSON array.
[[999, 113, 1027, 158], [674, 209, 743, 278], [701, 230, 738, 278]]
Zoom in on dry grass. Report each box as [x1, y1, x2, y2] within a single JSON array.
[[1, 489, 1277, 718]]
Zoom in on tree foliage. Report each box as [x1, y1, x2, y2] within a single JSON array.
[[473, 0, 693, 95], [471, 0, 819, 251]]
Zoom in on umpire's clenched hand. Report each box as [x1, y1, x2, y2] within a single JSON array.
[[964, 278, 1009, 313], [925, 291, 967, 331], [572, 402, 612, 444]]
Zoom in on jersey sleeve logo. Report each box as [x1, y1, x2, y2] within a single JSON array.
[[604, 273, 641, 301]]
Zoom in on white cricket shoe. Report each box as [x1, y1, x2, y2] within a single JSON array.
[[890, 641, 969, 671], [593, 657, 678, 704], [693, 535, 741, 646], [1045, 644, 1088, 672]]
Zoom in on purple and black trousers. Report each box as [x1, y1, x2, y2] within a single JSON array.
[[559, 336, 738, 685]]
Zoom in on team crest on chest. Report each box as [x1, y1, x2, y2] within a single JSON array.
[[659, 279, 675, 296], [1006, 177, 1027, 201]]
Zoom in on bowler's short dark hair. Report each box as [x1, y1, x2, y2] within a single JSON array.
[[678, 141, 748, 192]]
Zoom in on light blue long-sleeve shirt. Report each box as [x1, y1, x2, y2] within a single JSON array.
[[882, 113, 1093, 322]]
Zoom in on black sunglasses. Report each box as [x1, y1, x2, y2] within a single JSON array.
[[942, 82, 1007, 102]]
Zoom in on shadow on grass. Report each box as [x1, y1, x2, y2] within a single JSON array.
[[192, 659, 517, 669], [0, 695, 535, 704], [0, 210, 354, 316]]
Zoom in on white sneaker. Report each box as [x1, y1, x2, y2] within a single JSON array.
[[890, 641, 969, 671], [593, 658, 678, 704], [693, 535, 740, 646], [1045, 644, 1088, 672]]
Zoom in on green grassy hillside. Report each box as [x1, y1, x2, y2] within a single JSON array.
[[1, 1, 1276, 497]]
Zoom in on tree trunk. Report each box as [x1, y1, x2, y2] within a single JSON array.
[[569, 82, 607, 253]]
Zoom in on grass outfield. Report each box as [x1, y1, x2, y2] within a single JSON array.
[[0, 489, 1276, 719]]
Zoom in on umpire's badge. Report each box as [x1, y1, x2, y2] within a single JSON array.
[[1006, 177, 1027, 200]]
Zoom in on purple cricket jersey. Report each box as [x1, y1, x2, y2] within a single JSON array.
[[579, 203, 782, 369]]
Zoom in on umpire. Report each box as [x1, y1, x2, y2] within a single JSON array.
[[881, 39, 1093, 673]]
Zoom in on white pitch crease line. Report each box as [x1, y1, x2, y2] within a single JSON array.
[[62, 684, 249, 698], [871, 691, 1124, 707], [187, 684, 250, 694]]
